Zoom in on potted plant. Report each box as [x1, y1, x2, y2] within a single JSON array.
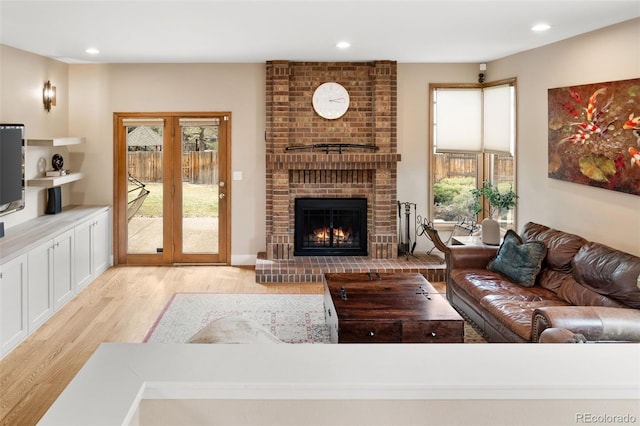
[[470, 181, 518, 245]]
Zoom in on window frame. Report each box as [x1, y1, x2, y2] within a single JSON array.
[[428, 78, 518, 230]]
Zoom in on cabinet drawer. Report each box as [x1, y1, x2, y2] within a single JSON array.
[[402, 321, 464, 343], [338, 321, 402, 343]]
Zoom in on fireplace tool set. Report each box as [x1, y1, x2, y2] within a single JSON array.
[[397, 201, 417, 258], [399, 201, 479, 259]]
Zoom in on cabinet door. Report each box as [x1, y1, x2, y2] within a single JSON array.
[[0, 254, 28, 356], [28, 240, 54, 332], [53, 229, 74, 310], [74, 218, 93, 291], [93, 210, 111, 276]]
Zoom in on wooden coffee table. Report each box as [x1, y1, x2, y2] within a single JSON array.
[[324, 272, 464, 343]]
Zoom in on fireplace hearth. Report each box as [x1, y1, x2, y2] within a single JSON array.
[[295, 198, 367, 256]]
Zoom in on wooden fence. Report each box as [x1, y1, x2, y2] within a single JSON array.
[[127, 151, 218, 184], [434, 153, 513, 182]]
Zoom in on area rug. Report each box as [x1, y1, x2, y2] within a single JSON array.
[[144, 292, 487, 344], [144, 293, 332, 343]]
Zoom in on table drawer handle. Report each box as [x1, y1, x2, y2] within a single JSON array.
[[368, 331, 375, 337]]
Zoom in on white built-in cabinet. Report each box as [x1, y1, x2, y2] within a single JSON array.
[[27, 229, 74, 331], [74, 210, 110, 291], [0, 206, 111, 358], [0, 254, 28, 356], [52, 229, 75, 311], [27, 239, 55, 331]]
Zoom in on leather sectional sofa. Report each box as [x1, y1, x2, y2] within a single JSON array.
[[445, 222, 640, 343]]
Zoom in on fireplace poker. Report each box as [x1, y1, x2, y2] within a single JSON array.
[[397, 201, 417, 258]]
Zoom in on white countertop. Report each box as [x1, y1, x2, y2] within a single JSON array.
[[38, 343, 640, 425], [0, 205, 110, 264]]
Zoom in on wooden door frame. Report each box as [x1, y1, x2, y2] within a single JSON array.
[[112, 112, 231, 265]]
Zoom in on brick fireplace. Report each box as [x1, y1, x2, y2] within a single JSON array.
[[265, 60, 400, 260]]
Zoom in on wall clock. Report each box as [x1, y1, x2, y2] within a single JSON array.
[[312, 82, 350, 119]]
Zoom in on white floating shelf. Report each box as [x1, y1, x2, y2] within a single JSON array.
[[27, 137, 86, 147], [27, 172, 85, 188]]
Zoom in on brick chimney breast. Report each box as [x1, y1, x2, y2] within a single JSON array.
[[265, 61, 400, 260]]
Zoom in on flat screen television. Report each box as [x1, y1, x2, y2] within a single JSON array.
[[0, 123, 26, 216]]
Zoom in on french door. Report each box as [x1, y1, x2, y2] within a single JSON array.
[[114, 112, 230, 265]]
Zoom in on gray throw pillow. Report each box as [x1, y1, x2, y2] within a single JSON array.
[[487, 230, 547, 287]]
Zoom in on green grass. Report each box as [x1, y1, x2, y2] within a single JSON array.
[[128, 182, 219, 217]]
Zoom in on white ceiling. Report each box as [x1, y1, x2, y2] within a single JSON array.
[[1, 0, 638, 64]]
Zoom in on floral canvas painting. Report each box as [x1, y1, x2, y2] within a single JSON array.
[[548, 78, 640, 196]]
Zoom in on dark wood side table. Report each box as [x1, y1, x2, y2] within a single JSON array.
[[324, 272, 464, 343]]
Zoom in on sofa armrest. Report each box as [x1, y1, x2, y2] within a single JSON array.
[[532, 306, 640, 343], [449, 246, 498, 270], [538, 328, 588, 343]]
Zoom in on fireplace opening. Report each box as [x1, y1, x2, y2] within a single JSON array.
[[294, 198, 367, 256]]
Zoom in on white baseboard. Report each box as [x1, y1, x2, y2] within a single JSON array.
[[231, 254, 257, 266]]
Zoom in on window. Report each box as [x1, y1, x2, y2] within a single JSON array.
[[429, 79, 517, 230]]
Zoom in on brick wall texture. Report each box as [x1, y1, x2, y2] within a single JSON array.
[[265, 61, 400, 260]]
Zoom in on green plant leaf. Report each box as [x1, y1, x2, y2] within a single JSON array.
[[578, 155, 616, 182], [469, 180, 518, 218]]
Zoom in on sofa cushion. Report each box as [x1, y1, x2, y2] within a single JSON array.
[[520, 222, 550, 242], [451, 269, 560, 301], [536, 269, 570, 293], [572, 242, 640, 309], [557, 276, 628, 308], [487, 230, 547, 287], [479, 294, 570, 341], [522, 222, 586, 273]]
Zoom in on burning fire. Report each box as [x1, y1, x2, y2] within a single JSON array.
[[312, 227, 350, 244]]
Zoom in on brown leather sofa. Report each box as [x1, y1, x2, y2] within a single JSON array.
[[445, 222, 640, 343]]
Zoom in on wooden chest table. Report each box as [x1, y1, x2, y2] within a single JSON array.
[[324, 272, 464, 343]]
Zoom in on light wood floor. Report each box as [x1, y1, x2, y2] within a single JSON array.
[[0, 265, 324, 426]]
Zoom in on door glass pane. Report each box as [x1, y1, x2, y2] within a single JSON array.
[[125, 121, 164, 254], [180, 118, 220, 254]]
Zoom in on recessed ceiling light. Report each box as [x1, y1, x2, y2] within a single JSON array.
[[531, 23, 551, 32], [336, 41, 351, 49], [85, 48, 100, 55]]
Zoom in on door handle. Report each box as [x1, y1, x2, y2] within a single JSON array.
[[219, 193, 226, 199], [219, 181, 225, 188]]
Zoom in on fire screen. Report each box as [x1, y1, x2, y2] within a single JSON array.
[[294, 198, 367, 256]]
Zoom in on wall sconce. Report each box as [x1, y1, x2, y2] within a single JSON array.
[[478, 63, 487, 84], [43, 80, 56, 112]]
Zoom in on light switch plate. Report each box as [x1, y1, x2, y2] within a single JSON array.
[[233, 171, 243, 181]]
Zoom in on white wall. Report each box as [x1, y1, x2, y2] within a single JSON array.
[[0, 45, 70, 229], [489, 18, 640, 256], [68, 63, 266, 264], [396, 63, 477, 253], [3, 18, 638, 260], [396, 19, 640, 257]]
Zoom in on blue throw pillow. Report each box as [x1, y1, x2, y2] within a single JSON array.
[[487, 230, 547, 287]]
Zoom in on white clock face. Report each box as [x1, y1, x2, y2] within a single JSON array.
[[312, 82, 350, 119]]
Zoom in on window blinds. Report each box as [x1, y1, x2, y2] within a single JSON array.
[[483, 84, 514, 155], [434, 83, 514, 155], [179, 118, 220, 127], [122, 118, 165, 127], [434, 88, 482, 153]]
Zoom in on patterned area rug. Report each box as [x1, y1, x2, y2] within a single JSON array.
[[144, 293, 331, 343], [144, 293, 487, 344]]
